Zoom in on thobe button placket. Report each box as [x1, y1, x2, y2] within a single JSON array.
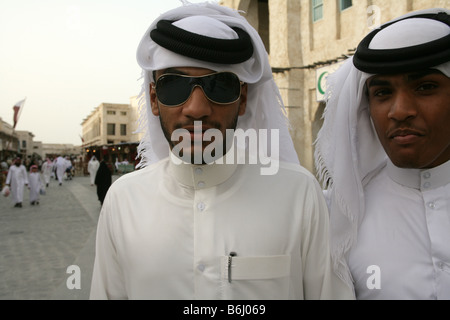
[[197, 181, 206, 188], [197, 202, 206, 212], [197, 264, 206, 272]]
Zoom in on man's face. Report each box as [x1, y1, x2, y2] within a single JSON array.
[[367, 70, 450, 169], [150, 67, 247, 164]]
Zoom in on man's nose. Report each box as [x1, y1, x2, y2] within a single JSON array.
[[388, 90, 418, 122], [181, 86, 213, 119]]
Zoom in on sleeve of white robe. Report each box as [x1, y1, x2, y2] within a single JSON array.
[[301, 179, 355, 300], [90, 190, 127, 300], [6, 169, 12, 185], [22, 166, 29, 185]]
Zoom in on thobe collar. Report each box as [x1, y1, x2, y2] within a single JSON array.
[[387, 158, 450, 191], [168, 151, 238, 190]]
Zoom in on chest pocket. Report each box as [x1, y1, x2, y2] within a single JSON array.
[[220, 255, 291, 299]]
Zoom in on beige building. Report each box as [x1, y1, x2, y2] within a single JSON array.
[[15, 130, 35, 159], [0, 117, 79, 161], [42, 143, 80, 158], [220, 0, 449, 174], [81, 101, 142, 147], [0, 118, 19, 160], [80, 100, 143, 166]]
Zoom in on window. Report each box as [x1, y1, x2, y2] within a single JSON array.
[[120, 124, 127, 136], [340, 0, 352, 11], [312, 0, 323, 22], [22, 140, 27, 148], [107, 110, 116, 115], [258, 0, 270, 53], [107, 123, 116, 135], [121, 111, 127, 116]]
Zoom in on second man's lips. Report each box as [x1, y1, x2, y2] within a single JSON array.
[[388, 128, 425, 139]]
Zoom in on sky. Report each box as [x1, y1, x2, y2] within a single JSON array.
[[0, 0, 218, 146]]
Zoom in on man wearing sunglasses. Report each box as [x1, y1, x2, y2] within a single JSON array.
[[90, 1, 353, 300]]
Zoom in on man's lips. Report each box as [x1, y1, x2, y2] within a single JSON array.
[[388, 128, 425, 144], [183, 125, 212, 140]]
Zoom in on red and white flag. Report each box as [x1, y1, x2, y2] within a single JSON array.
[[13, 98, 26, 129]]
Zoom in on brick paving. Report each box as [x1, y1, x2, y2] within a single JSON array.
[[0, 174, 118, 300]]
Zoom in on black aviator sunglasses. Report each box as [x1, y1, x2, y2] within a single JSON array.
[[154, 72, 244, 107]]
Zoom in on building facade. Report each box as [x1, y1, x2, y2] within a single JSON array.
[[220, 0, 449, 174], [0, 118, 19, 160], [80, 99, 143, 167]]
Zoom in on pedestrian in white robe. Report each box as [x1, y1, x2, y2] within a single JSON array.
[[5, 157, 29, 208], [41, 158, 54, 187], [28, 165, 42, 205], [90, 1, 354, 300], [55, 156, 67, 186], [314, 8, 450, 299], [64, 156, 73, 180], [88, 156, 100, 186]]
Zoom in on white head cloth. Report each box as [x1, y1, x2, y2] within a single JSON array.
[[314, 8, 450, 287], [135, 0, 299, 168]]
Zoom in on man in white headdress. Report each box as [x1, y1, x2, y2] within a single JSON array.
[[87, 155, 100, 186], [5, 157, 28, 208], [54, 155, 68, 186], [41, 158, 54, 188], [315, 8, 450, 299], [90, 1, 353, 300]]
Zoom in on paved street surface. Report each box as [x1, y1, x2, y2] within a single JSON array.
[[0, 174, 119, 300]]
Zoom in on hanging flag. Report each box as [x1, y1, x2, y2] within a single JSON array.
[[79, 134, 85, 143], [13, 98, 26, 129]]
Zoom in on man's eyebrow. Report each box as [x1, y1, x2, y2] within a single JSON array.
[[161, 68, 187, 75], [367, 69, 443, 88], [367, 77, 390, 88], [406, 69, 443, 81]]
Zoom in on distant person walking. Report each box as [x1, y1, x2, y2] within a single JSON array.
[[55, 156, 67, 186], [0, 159, 8, 190], [28, 165, 43, 205], [64, 156, 73, 180], [41, 158, 54, 187], [95, 160, 112, 205], [88, 156, 100, 186], [5, 157, 29, 208]]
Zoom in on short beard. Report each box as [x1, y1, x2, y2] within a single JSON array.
[[158, 106, 240, 164]]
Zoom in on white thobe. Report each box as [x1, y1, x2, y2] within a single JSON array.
[[88, 159, 100, 185], [90, 157, 353, 300], [28, 172, 42, 203], [42, 161, 54, 185], [55, 157, 67, 184], [348, 159, 450, 300], [5, 165, 29, 204]]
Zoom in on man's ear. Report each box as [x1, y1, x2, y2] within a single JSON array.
[[150, 83, 160, 116], [238, 83, 248, 116]]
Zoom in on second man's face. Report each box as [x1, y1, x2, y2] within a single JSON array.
[[150, 67, 247, 164], [368, 70, 450, 169]]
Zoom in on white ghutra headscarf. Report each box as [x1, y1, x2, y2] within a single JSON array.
[[314, 8, 450, 288], [135, 0, 299, 168]]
